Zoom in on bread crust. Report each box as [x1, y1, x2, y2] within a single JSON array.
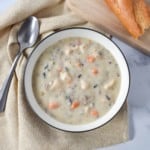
[[105, 0, 142, 38], [133, 0, 150, 32]]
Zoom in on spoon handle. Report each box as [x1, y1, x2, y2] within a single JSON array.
[[0, 51, 22, 112]]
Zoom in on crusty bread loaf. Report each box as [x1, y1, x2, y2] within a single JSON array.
[[105, 0, 142, 38], [133, 0, 150, 32], [105, 0, 150, 38]]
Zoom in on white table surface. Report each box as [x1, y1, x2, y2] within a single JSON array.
[[1, 1, 150, 150]]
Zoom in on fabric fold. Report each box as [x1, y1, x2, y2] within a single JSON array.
[[0, 0, 62, 31]]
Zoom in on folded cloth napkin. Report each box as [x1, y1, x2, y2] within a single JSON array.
[[0, 0, 128, 150]]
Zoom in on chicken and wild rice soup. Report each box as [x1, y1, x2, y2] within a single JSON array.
[[32, 37, 121, 125]]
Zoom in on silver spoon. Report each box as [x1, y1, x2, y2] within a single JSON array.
[[0, 16, 39, 112]]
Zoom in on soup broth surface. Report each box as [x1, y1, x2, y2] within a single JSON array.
[[33, 37, 121, 125]]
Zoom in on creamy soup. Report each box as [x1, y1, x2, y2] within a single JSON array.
[[32, 37, 121, 125]]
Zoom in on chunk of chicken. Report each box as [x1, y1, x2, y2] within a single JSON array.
[[60, 71, 72, 82], [49, 79, 62, 90], [80, 79, 89, 90], [104, 79, 115, 90]]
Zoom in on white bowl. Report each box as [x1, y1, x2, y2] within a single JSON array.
[[24, 27, 130, 132]]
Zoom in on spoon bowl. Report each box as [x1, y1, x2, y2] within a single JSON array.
[[18, 16, 39, 49]]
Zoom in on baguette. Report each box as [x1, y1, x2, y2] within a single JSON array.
[[133, 0, 150, 32], [105, 0, 142, 38]]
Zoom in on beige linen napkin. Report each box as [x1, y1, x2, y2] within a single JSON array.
[[0, 0, 128, 150]]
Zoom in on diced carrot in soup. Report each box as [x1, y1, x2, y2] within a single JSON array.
[[90, 109, 99, 117], [71, 101, 80, 109], [48, 101, 60, 109], [92, 68, 99, 75], [87, 55, 96, 63]]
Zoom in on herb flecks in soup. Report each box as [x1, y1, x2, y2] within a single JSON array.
[[32, 37, 121, 125]]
